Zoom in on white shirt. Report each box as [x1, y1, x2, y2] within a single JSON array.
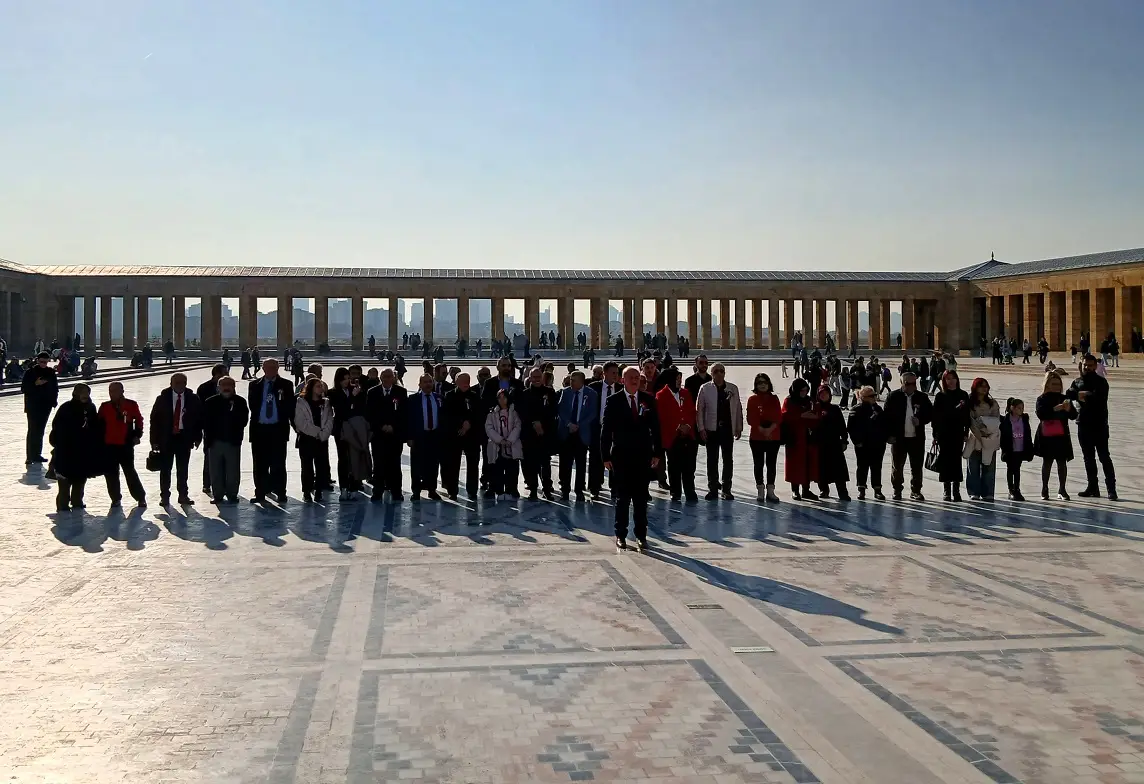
[[171, 390, 186, 431], [599, 383, 613, 422], [903, 392, 915, 438]]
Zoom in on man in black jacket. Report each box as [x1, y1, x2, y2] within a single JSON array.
[[202, 376, 250, 504], [196, 363, 227, 496], [601, 367, 662, 552], [1068, 354, 1116, 499], [480, 357, 524, 411], [683, 354, 711, 401], [440, 372, 483, 499], [586, 361, 621, 499], [247, 359, 296, 505], [882, 372, 933, 501], [517, 366, 559, 499], [432, 363, 455, 397], [22, 352, 58, 466], [149, 372, 204, 506], [366, 367, 407, 501]]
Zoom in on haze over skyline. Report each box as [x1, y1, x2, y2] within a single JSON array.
[[3, 0, 1142, 273]]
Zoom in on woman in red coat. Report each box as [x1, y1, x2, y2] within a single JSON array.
[[782, 378, 819, 499], [655, 368, 699, 501]]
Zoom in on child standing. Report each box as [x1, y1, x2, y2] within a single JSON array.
[[781, 359, 788, 378], [1000, 397, 1034, 501]]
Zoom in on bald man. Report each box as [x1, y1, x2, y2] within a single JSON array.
[[601, 366, 662, 552]]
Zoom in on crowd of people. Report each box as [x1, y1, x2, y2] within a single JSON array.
[[21, 342, 1120, 552]]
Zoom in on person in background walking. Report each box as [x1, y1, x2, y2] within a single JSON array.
[[847, 385, 888, 500], [294, 377, 334, 503], [556, 371, 597, 501], [248, 359, 296, 506], [964, 377, 1001, 501], [241, 348, 252, 379], [601, 366, 661, 553], [930, 371, 969, 501], [656, 367, 698, 502], [442, 372, 485, 500], [884, 371, 932, 501], [781, 378, 818, 499], [1000, 397, 1034, 501], [1034, 371, 1076, 500], [745, 373, 782, 502], [202, 376, 249, 504], [696, 363, 742, 500], [149, 372, 203, 506], [484, 389, 522, 500], [22, 352, 58, 467], [1068, 354, 1116, 500], [49, 384, 102, 512], [98, 381, 146, 508], [813, 384, 851, 500]]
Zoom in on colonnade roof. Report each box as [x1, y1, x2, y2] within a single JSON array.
[[4, 245, 1143, 282]]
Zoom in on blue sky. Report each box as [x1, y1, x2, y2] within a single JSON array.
[[2, 0, 1142, 274]]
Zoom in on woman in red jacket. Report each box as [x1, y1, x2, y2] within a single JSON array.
[[781, 378, 819, 499], [746, 373, 783, 502], [655, 368, 699, 502], [97, 380, 147, 507]]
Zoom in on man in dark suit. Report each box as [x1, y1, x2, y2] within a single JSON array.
[[196, 363, 227, 496], [432, 363, 455, 397], [441, 372, 483, 499], [406, 373, 444, 501], [557, 370, 598, 500], [586, 361, 621, 499], [601, 366, 662, 552], [149, 372, 204, 506], [883, 372, 933, 501], [366, 367, 407, 501], [247, 358, 296, 505], [518, 366, 559, 499], [22, 352, 58, 466]]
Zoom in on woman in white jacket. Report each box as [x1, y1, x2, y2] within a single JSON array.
[[694, 363, 744, 500], [294, 377, 334, 503], [963, 377, 1001, 501], [484, 389, 522, 501]]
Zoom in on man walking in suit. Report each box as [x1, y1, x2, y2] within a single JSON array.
[[149, 372, 203, 506], [247, 358, 296, 505], [586, 361, 621, 499], [601, 366, 662, 553], [557, 370, 598, 501], [406, 373, 444, 501], [366, 368, 407, 501], [441, 372, 483, 499]]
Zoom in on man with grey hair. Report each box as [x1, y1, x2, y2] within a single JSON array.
[[441, 372, 483, 499]]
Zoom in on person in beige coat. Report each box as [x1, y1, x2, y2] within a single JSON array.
[[294, 378, 335, 503], [695, 363, 744, 500], [484, 389, 523, 501]]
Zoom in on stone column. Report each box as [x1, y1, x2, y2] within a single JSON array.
[[879, 299, 892, 349], [654, 299, 666, 335], [688, 299, 699, 347], [1024, 293, 1043, 346], [701, 299, 713, 349], [1046, 292, 1065, 350], [352, 297, 365, 351], [814, 299, 828, 349], [835, 300, 849, 350], [718, 300, 731, 349], [491, 297, 505, 343], [0, 292, 10, 349], [902, 298, 916, 351], [239, 295, 258, 349], [769, 298, 781, 349], [274, 296, 291, 349], [847, 300, 859, 349], [1005, 294, 1022, 341], [173, 297, 186, 349], [314, 297, 329, 347], [734, 299, 747, 349], [83, 295, 98, 355], [666, 298, 678, 343], [100, 295, 113, 353], [161, 297, 173, 347], [783, 299, 796, 349], [1115, 286, 1134, 347], [632, 298, 645, 346], [202, 295, 221, 352], [751, 299, 764, 349], [136, 296, 149, 347], [457, 296, 470, 343], [800, 299, 813, 347], [868, 299, 883, 351], [523, 297, 538, 345], [122, 294, 136, 354], [423, 297, 436, 348]]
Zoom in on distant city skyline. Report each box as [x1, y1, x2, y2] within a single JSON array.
[[6, 2, 1142, 275]]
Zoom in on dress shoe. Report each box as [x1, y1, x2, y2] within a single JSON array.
[[615, 537, 627, 552]]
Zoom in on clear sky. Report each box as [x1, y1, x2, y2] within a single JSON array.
[[3, 0, 1142, 274]]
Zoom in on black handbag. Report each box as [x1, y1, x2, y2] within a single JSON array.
[[145, 450, 162, 472], [924, 442, 941, 473]]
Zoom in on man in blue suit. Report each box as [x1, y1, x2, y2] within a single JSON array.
[[556, 370, 599, 501], [405, 373, 444, 501]]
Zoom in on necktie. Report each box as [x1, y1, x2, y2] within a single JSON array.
[[630, 394, 637, 418], [172, 393, 182, 434], [426, 395, 435, 430]]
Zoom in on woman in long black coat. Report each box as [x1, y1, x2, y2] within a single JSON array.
[[1034, 371, 1077, 500], [49, 383, 104, 512], [813, 384, 851, 501], [930, 370, 969, 501]]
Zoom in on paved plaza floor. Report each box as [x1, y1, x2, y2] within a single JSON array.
[[2, 362, 1143, 783]]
